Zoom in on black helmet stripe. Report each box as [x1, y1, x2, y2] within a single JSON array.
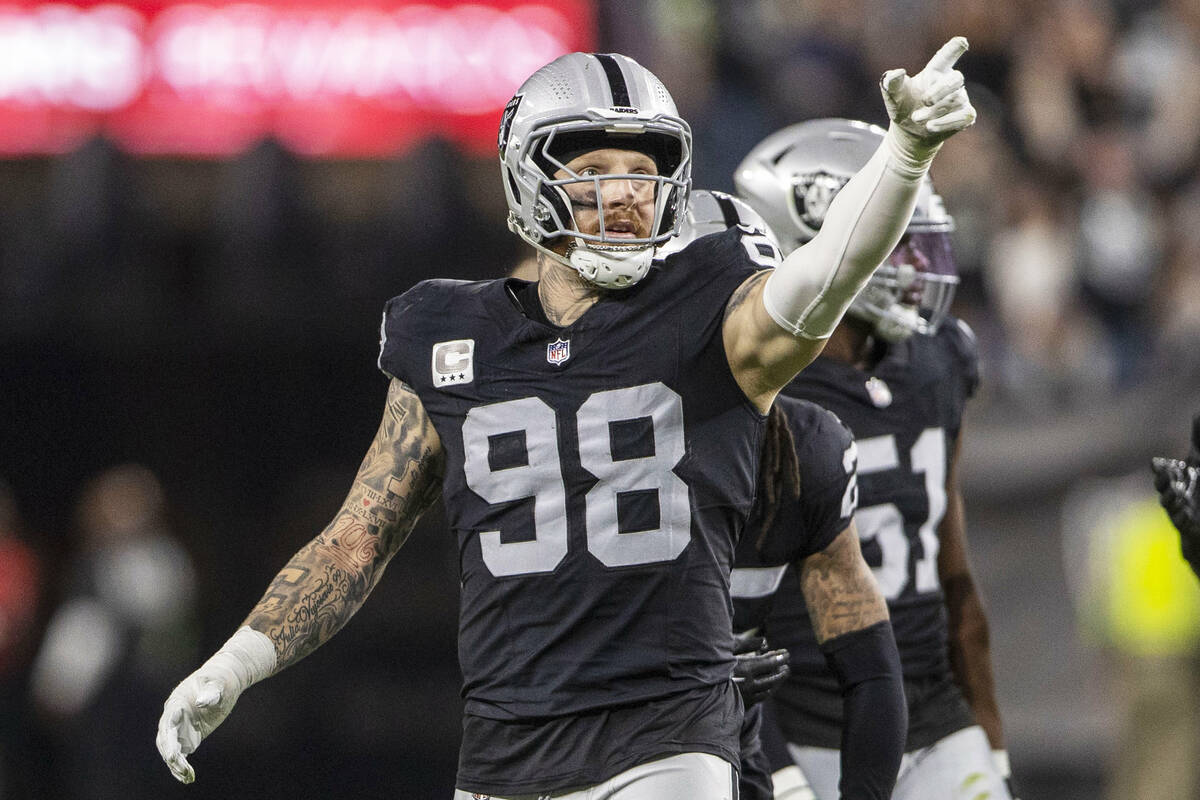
[[594, 53, 631, 107], [713, 193, 741, 228], [538, 183, 572, 235]]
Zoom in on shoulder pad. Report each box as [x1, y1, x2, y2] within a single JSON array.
[[938, 315, 981, 396], [377, 279, 476, 381]]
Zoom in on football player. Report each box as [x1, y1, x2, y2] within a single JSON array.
[[155, 43, 976, 799], [663, 190, 899, 800], [733, 118, 1013, 800], [1152, 414, 1200, 578]]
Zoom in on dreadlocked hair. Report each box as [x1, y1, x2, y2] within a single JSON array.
[[749, 402, 802, 551]]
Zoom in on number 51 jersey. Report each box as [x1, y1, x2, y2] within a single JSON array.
[[769, 316, 980, 749], [378, 229, 765, 722]]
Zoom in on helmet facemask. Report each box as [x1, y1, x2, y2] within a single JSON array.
[[507, 119, 691, 289], [849, 232, 960, 342]]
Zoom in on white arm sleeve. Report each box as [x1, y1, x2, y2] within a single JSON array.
[[761, 125, 933, 340]]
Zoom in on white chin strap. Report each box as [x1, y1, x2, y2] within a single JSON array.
[[866, 305, 921, 343], [850, 287, 921, 343], [566, 240, 654, 289]]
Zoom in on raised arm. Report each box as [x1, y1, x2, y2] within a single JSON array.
[[156, 378, 445, 783], [938, 428, 1006, 752], [724, 37, 976, 411], [801, 523, 906, 800]]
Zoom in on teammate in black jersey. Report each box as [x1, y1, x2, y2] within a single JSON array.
[[665, 191, 906, 800], [733, 118, 1013, 800], [155, 46, 978, 799]]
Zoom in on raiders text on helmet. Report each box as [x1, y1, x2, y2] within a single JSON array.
[[499, 53, 693, 289]]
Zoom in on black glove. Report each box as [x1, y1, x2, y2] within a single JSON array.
[[732, 631, 790, 707], [1151, 413, 1200, 573]]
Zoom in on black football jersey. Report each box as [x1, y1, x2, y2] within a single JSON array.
[[766, 317, 980, 750], [729, 397, 857, 800], [378, 229, 766, 790], [730, 397, 857, 633]]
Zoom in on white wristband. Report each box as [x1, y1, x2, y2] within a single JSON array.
[[884, 124, 940, 181], [203, 626, 277, 695]]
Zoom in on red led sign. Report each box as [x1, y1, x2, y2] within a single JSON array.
[[0, 0, 594, 155]]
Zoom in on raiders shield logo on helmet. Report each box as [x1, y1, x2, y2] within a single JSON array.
[[497, 94, 523, 158], [791, 172, 850, 234]]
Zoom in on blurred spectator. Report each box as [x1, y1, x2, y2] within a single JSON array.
[[0, 479, 41, 800], [29, 465, 197, 800], [1075, 125, 1164, 388], [1157, 180, 1200, 366], [1113, 0, 1200, 187], [1062, 473, 1200, 800], [1010, 0, 1119, 171], [984, 178, 1096, 408]]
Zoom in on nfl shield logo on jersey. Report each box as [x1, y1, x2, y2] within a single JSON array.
[[546, 338, 570, 365]]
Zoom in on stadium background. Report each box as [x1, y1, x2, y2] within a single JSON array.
[[2, 0, 1199, 797]]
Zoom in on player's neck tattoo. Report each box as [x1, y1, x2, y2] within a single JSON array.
[[537, 254, 604, 326]]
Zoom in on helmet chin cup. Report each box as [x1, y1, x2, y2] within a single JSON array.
[[567, 241, 654, 289], [849, 282, 921, 343], [872, 305, 921, 343]]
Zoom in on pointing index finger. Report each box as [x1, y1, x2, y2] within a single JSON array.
[[925, 36, 968, 74]]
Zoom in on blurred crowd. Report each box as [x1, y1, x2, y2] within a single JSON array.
[[619, 0, 1200, 411], [3, 1, 1199, 799], [1, 0, 1196, 407]]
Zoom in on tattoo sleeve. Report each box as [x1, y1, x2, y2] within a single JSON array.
[[243, 378, 445, 670], [800, 522, 890, 643]]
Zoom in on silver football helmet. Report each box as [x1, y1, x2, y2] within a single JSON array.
[[656, 189, 780, 261], [499, 52, 692, 289], [734, 118, 959, 341]]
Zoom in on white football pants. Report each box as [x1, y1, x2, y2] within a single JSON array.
[[453, 752, 737, 800], [779, 725, 1011, 800]]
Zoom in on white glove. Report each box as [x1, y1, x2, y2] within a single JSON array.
[[880, 36, 977, 177], [992, 748, 1021, 799], [155, 626, 276, 783]]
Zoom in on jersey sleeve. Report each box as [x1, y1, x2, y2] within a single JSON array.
[[745, 400, 858, 572], [790, 405, 858, 560], [660, 224, 775, 288], [377, 280, 450, 386]]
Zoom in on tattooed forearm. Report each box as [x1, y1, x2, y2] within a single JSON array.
[[248, 519, 375, 666], [243, 379, 445, 669], [800, 523, 889, 643]]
